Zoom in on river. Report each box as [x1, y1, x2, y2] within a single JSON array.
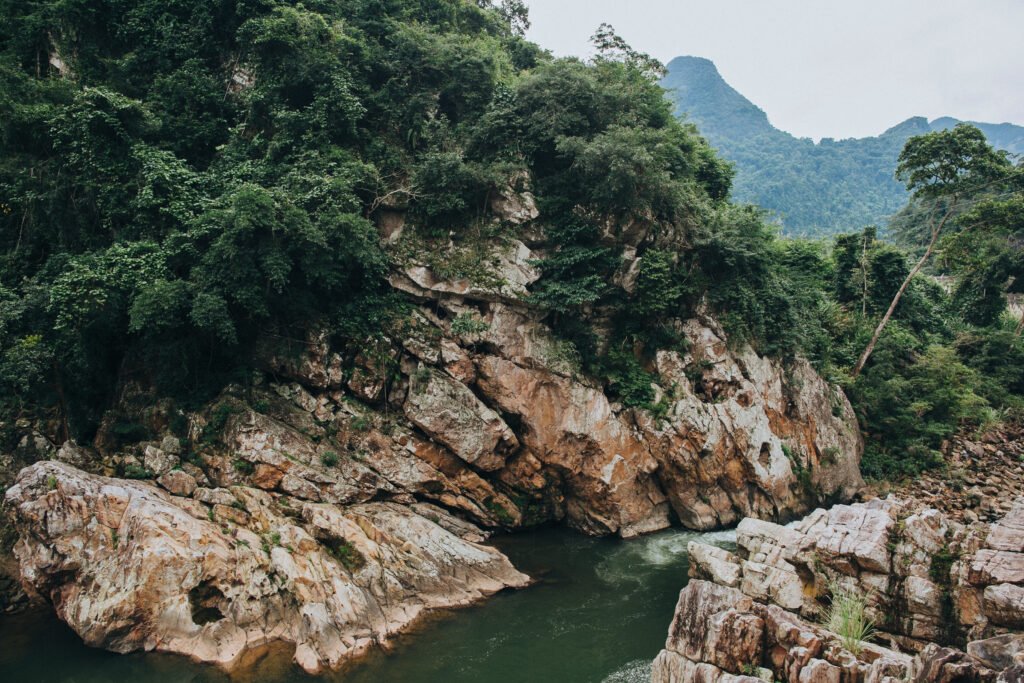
[[0, 527, 735, 683]]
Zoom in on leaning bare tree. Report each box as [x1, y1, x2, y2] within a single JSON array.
[[852, 124, 1012, 378]]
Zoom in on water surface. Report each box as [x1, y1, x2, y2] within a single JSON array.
[[0, 527, 735, 683]]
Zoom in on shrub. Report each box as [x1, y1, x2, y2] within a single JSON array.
[[121, 463, 153, 480], [324, 538, 365, 572], [450, 312, 490, 339], [232, 458, 255, 475]]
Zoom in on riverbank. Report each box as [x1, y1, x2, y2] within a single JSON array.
[[0, 526, 736, 683]]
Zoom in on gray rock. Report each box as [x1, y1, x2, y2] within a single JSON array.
[[142, 445, 178, 476], [157, 470, 197, 497], [968, 634, 1024, 671]]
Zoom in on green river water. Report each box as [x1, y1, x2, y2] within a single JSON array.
[[0, 527, 736, 683]]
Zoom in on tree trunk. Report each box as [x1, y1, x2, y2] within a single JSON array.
[[1014, 312, 1024, 338], [53, 362, 70, 444], [860, 231, 870, 317], [852, 208, 954, 378]]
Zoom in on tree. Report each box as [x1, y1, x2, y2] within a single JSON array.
[[852, 124, 1012, 377], [590, 23, 665, 78], [941, 169, 1024, 331]]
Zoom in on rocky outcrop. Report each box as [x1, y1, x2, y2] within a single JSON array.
[[475, 353, 671, 537], [0, 183, 868, 671], [4, 461, 527, 673], [250, 272, 862, 539], [876, 427, 1024, 526], [646, 320, 862, 529], [655, 498, 1024, 682], [206, 388, 524, 530], [404, 367, 519, 472], [654, 579, 916, 683]]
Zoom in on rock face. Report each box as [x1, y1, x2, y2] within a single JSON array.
[[0, 187, 866, 669], [647, 321, 862, 529], [654, 498, 1024, 683], [474, 353, 671, 537], [404, 367, 519, 472], [4, 461, 527, 673], [263, 265, 862, 538]]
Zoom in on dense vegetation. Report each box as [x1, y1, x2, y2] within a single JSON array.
[[662, 56, 1024, 237], [0, 0, 740, 442], [1, 0, 1023, 484]]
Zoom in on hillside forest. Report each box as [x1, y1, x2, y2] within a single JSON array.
[[661, 55, 1024, 238], [0, 0, 1023, 482]]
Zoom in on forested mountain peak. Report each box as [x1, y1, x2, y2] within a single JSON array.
[[882, 116, 933, 138], [662, 55, 774, 140], [663, 56, 1024, 235]]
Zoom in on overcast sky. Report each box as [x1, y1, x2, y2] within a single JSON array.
[[523, 0, 1024, 141]]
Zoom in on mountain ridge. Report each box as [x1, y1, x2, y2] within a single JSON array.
[[662, 55, 1024, 235]]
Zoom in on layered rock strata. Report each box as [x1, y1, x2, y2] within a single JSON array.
[[2, 191, 866, 670], [4, 461, 528, 673], [260, 279, 863, 537], [654, 498, 1024, 682]]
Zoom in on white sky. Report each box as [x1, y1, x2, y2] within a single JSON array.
[[523, 0, 1024, 141]]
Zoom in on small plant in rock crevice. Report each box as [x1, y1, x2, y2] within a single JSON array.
[[324, 537, 365, 572], [450, 311, 490, 341], [825, 582, 876, 655]]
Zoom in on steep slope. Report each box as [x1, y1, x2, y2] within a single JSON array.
[[662, 56, 1024, 236]]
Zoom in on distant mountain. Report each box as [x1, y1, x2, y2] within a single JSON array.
[[662, 56, 1024, 236]]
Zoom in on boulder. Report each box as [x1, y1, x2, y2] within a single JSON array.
[[988, 502, 1024, 553], [490, 181, 539, 225], [54, 441, 90, 469], [142, 445, 178, 476], [663, 581, 764, 674], [798, 658, 841, 683], [817, 503, 895, 573], [968, 634, 1024, 671], [260, 329, 344, 390], [652, 650, 762, 683], [689, 542, 743, 588], [403, 367, 518, 472], [971, 550, 1024, 586], [984, 583, 1024, 628], [157, 470, 197, 497], [740, 560, 804, 611]]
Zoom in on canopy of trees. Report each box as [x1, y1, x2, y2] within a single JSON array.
[[1, 0, 1023, 484]]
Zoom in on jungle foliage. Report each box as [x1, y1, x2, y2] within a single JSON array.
[[1, 0, 1023, 483]]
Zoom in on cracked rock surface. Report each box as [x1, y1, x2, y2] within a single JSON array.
[[4, 461, 528, 673]]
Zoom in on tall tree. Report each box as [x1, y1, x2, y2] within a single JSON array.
[[942, 181, 1024, 331], [852, 124, 1012, 377]]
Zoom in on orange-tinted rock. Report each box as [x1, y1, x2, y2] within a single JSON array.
[[250, 464, 285, 490]]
